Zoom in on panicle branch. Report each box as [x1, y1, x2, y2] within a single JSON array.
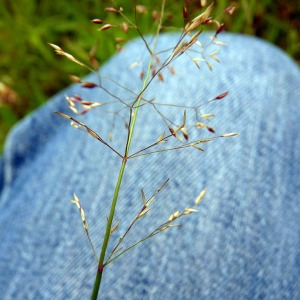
[[69, 194, 98, 261], [105, 185, 209, 265]]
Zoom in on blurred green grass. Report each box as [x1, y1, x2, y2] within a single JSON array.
[[1, 0, 299, 153]]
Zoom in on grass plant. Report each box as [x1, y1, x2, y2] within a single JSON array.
[[50, 1, 238, 298]]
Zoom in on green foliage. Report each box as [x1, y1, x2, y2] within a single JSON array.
[[0, 0, 299, 153]]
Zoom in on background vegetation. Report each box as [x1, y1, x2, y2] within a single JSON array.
[[0, 0, 299, 153]]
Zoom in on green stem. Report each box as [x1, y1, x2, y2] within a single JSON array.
[[91, 3, 166, 297], [90, 46, 155, 300], [91, 159, 126, 300]]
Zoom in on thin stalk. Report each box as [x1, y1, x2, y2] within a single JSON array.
[[91, 2, 166, 298], [90, 31, 158, 300]]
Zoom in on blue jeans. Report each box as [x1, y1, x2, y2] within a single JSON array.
[[1, 33, 300, 299]]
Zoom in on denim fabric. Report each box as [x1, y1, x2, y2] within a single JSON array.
[[0, 33, 300, 299]]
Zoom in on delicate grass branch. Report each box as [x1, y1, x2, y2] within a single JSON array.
[[106, 186, 208, 266], [51, 2, 237, 299], [91, 3, 167, 298]]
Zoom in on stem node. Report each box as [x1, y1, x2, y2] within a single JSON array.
[[98, 264, 105, 273]]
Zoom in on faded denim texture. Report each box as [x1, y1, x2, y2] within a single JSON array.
[[1, 33, 300, 299]]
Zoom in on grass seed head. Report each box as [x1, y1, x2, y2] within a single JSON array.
[[48, 43, 62, 51], [99, 24, 112, 31], [207, 126, 215, 133], [172, 42, 188, 58], [81, 82, 98, 88], [137, 207, 151, 219], [222, 132, 238, 138], [168, 210, 181, 221], [68, 75, 82, 83], [105, 7, 118, 13], [168, 66, 176, 75], [54, 112, 71, 119], [206, 61, 213, 71], [169, 126, 176, 136], [201, 113, 216, 121], [86, 127, 101, 140], [183, 6, 188, 22], [195, 188, 207, 205], [91, 19, 103, 24], [224, 6, 236, 15], [121, 22, 129, 33], [195, 122, 206, 128], [200, 0, 207, 7], [215, 91, 229, 100], [183, 208, 198, 215], [141, 189, 147, 206], [69, 106, 78, 114], [184, 2, 214, 33], [158, 73, 164, 82], [180, 127, 189, 140], [136, 5, 147, 14], [110, 221, 120, 235]]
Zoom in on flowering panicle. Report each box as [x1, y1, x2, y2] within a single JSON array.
[[50, 1, 237, 298]]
